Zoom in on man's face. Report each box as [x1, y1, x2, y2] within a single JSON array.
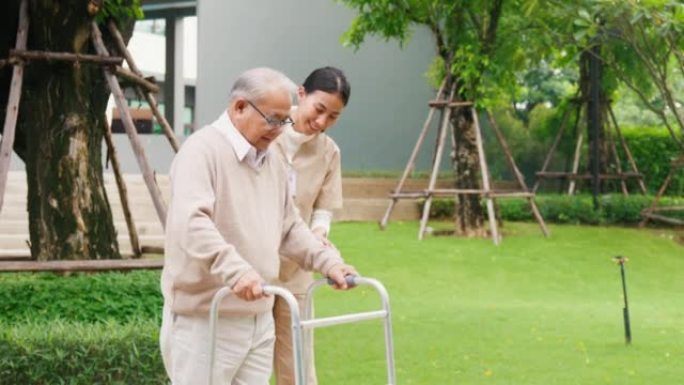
[[231, 89, 292, 151]]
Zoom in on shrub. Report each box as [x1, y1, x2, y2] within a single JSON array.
[[0, 270, 162, 324], [533, 195, 602, 224], [0, 320, 166, 384], [622, 126, 684, 195]]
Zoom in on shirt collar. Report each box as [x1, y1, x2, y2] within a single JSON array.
[[212, 111, 268, 169]]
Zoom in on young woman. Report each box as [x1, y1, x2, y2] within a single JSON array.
[[272, 66, 351, 385]]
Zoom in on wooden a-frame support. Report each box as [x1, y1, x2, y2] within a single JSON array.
[[0, 0, 29, 214], [533, 98, 646, 195], [381, 80, 549, 245], [639, 154, 684, 227], [0, 5, 177, 270], [91, 21, 169, 226]]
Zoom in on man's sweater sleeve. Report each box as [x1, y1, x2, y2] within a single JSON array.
[[166, 138, 253, 288], [279, 188, 343, 276]]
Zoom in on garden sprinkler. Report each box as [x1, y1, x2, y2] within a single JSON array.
[[613, 256, 631, 345]]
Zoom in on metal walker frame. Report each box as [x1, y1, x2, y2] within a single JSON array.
[[208, 276, 396, 385]]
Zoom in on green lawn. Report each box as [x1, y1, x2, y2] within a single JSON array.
[[309, 221, 684, 385]]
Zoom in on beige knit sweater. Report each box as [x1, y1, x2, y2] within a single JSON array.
[[161, 115, 343, 316]]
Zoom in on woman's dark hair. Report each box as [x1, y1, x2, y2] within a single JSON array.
[[302, 66, 351, 106]]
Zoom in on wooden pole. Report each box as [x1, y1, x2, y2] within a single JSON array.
[[639, 166, 675, 227], [533, 105, 572, 193], [380, 80, 446, 229], [0, 58, 19, 69], [91, 22, 167, 226], [642, 213, 684, 226], [10, 49, 123, 65], [568, 131, 584, 195], [486, 111, 549, 237], [429, 101, 473, 108], [429, 97, 449, 179], [108, 21, 180, 153], [0, 0, 29, 214], [538, 172, 641, 179], [471, 109, 499, 245], [608, 105, 647, 194], [115, 66, 160, 94], [103, 119, 141, 258], [485, 111, 530, 190], [606, 120, 628, 195], [418, 83, 456, 240], [588, 44, 603, 209]]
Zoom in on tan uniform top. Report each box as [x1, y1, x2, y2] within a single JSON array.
[[272, 126, 343, 293], [161, 112, 343, 316]]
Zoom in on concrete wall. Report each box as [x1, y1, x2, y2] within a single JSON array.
[[196, 0, 447, 172], [8, 135, 177, 174]]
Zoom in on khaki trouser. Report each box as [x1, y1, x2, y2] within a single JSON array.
[[273, 294, 317, 385], [160, 304, 275, 385]]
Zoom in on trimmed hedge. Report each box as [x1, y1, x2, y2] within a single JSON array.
[[484, 113, 684, 196], [0, 320, 166, 384], [424, 194, 684, 225], [623, 127, 684, 196], [0, 270, 162, 324], [0, 273, 165, 383]]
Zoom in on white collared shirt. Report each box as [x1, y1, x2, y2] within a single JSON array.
[[211, 111, 267, 170]]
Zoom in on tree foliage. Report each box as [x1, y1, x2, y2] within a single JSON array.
[[539, 0, 684, 148], [599, 0, 684, 147], [98, 0, 144, 23], [338, 0, 550, 107]]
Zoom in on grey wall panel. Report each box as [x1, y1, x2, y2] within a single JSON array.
[[104, 135, 180, 174], [197, 0, 445, 172], [9, 135, 179, 174]]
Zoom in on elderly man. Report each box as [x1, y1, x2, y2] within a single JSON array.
[[160, 67, 357, 385]]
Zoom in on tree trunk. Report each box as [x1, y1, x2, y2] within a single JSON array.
[[1, 0, 135, 260], [580, 49, 610, 194], [451, 107, 488, 237]]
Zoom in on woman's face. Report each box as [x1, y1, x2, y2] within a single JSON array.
[[294, 87, 345, 136]]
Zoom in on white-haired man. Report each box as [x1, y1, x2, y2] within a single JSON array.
[[160, 67, 357, 385]]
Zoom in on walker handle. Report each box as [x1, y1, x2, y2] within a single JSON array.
[[326, 274, 358, 287]]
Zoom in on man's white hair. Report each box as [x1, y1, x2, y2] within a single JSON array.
[[229, 67, 297, 103]]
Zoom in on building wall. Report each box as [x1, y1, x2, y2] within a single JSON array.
[[196, 0, 447, 172], [8, 134, 176, 174]]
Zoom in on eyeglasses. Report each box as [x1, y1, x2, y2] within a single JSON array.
[[246, 100, 294, 129]]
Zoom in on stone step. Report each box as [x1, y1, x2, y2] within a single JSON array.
[[0, 248, 146, 260], [0, 198, 414, 226], [0, 249, 31, 260], [0, 234, 164, 258], [336, 198, 418, 222], [0, 207, 164, 222], [0, 172, 475, 254], [342, 177, 448, 198], [0, 219, 163, 236], [343, 177, 519, 198], [0, 233, 164, 246]]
